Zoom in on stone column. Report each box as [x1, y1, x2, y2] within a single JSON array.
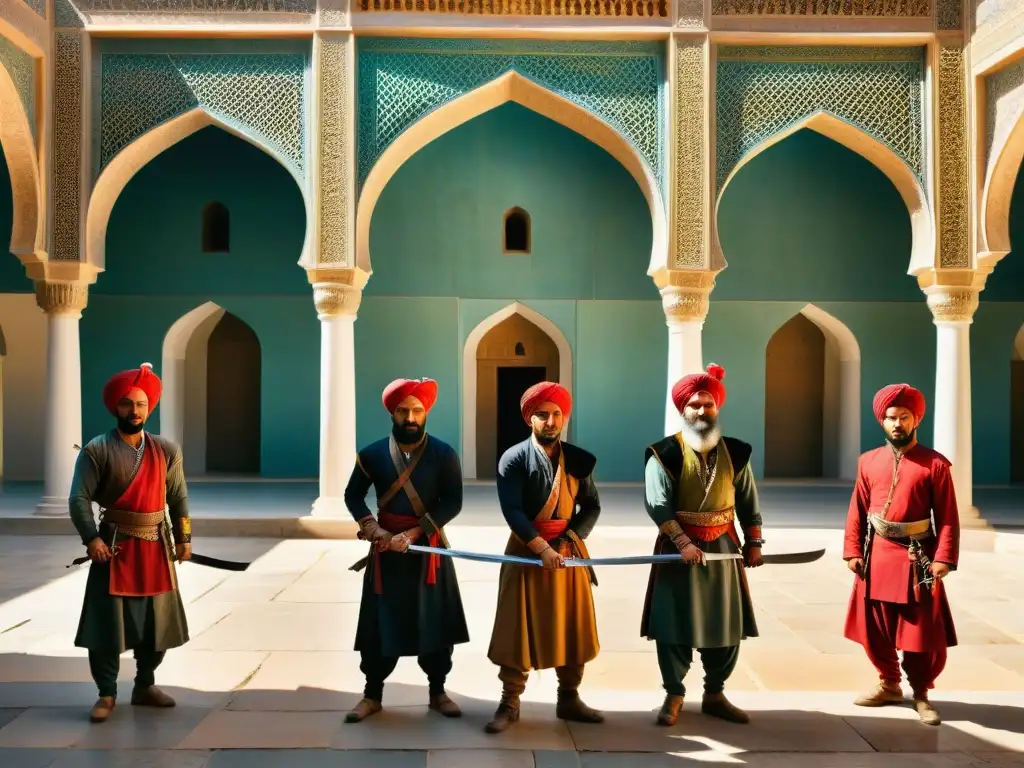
[[308, 270, 364, 518], [924, 286, 986, 528], [33, 281, 88, 516], [659, 271, 715, 435]]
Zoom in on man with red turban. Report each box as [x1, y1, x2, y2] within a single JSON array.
[[343, 377, 469, 723], [484, 380, 604, 734], [640, 363, 763, 727], [843, 383, 960, 726], [70, 363, 192, 724]]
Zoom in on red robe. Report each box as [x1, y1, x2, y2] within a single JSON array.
[[108, 438, 175, 598], [843, 443, 959, 652]]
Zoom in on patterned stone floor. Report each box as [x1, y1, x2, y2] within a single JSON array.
[[0, 528, 1022, 766]]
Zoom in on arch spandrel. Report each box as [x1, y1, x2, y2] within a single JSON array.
[[86, 108, 311, 272], [981, 57, 1024, 265], [714, 113, 931, 276], [0, 47, 41, 260], [357, 71, 666, 279]]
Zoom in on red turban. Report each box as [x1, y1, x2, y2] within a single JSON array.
[[671, 363, 727, 412], [382, 378, 438, 414], [102, 363, 162, 415], [873, 383, 926, 424], [520, 381, 572, 423]]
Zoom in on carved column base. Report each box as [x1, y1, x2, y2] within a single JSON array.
[[658, 270, 716, 435]]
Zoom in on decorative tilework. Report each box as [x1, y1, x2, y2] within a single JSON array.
[[0, 36, 36, 142], [936, 0, 961, 29], [715, 46, 926, 190], [53, 33, 83, 261], [357, 38, 665, 193], [937, 47, 968, 268], [711, 0, 930, 15], [26, 0, 46, 16], [316, 35, 351, 266], [674, 39, 705, 269], [676, 0, 704, 26], [98, 52, 307, 176]]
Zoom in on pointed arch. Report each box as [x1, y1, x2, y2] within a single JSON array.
[[357, 71, 666, 278], [714, 112, 932, 276], [0, 60, 41, 260], [86, 107, 311, 271], [981, 110, 1024, 266], [462, 301, 572, 480]]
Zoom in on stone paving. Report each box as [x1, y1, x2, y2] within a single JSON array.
[[0, 527, 1022, 766]]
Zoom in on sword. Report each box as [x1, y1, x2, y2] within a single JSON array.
[[406, 544, 825, 567], [68, 552, 250, 571]]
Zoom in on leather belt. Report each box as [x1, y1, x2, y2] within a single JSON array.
[[867, 515, 932, 541], [101, 508, 165, 542]]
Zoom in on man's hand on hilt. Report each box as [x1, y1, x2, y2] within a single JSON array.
[[743, 542, 763, 568], [672, 534, 705, 565], [176, 543, 193, 562], [86, 537, 112, 563]]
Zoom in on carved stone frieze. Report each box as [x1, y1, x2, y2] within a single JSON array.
[[52, 32, 82, 261], [316, 34, 351, 266], [674, 38, 706, 269], [34, 281, 89, 315], [710, 0, 930, 16], [318, 0, 348, 24], [936, 0, 961, 29], [676, 0, 704, 26], [356, 0, 668, 15], [926, 289, 978, 323], [937, 47, 969, 269]]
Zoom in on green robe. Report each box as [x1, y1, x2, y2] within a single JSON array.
[[70, 430, 191, 653], [639, 434, 761, 648]]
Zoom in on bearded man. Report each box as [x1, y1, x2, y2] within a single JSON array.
[[640, 363, 763, 727], [70, 363, 192, 724], [843, 383, 960, 726], [344, 377, 469, 723], [484, 381, 603, 734]]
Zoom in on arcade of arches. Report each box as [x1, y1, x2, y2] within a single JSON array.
[[1, 46, 1024, 526]]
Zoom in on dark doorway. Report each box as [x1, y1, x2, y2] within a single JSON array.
[[206, 312, 261, 474], [496, 366, 546, 470], [1012, 359, 1024, 483]]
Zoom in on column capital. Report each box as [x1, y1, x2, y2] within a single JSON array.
[[917, 268, 987, 324], [656, 269, 717, 324], [34, 281, 89, 316], [307, 267, 368, 320]]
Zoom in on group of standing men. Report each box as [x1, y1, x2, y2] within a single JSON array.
[[69, 361, 960, 730]]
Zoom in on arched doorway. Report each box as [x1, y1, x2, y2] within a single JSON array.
[[475, 313, 560, 478], [765, 313, 826, 478], [1012, 326, 1024, 483], [204, 312, 261, 475]]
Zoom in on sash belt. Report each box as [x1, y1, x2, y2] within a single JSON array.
[[534, 520, 569, 542], [867, 515, 932, 541], [374, 510, 441, 596], [675, 507, 739, 544], [100, 508, 165, 542]]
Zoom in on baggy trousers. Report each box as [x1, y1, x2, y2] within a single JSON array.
[[359, 646, 454, 701], [863, 599, 947, 697], [497, 663, 585, 705], [656, 642, 740, 696]]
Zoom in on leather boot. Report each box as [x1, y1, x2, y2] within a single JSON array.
[[130, 685, 175, 707], [702, 692, 749, 724], [484, 696, 520, 734], [854, 682, 904, 707], [89, 696, 116, 723], [429, 692, 462, 718], [345, 697, 382, 723], [913, 697, 941, 726], [657, 694, 684, 726], [556, 690, 604, 723]]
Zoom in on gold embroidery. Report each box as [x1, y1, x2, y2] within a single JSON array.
[[676, 507, 736, 527]]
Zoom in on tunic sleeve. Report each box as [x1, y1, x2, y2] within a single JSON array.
[[643, 456, 676, 527], [423, 446, 464, 532], [165, 442, 192, 544], [69, 449, 101, 546], [930, 460, 960, 569], [343, 457, 375, 523], [843, 457, 870, 560], [733, 461, 763, 537], [496, 447, 541, 543], [567, 474, 601, 540]]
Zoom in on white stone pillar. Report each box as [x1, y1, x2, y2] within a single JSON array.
[[310, 277, 362, 518], [660, 280, 712, 436], [926, 288, 985, 528], [34, 282, 87, 516]]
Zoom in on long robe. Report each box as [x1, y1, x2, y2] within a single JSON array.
[[345, 433, 470, 658], [487, 437, 601, 672], [70, 430, 191, 653], [843, 443, 959, 652], [640, 434, 760, 648]]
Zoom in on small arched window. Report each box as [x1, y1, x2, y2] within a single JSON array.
[[514, 342, 526, 357], [202, 202, 230, 253], [503, 207, 531, 254]]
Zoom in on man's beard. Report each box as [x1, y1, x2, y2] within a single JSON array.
[[533, 425, 560, 445], [681, 415, 721, 453], [392, 419, 425, 444], [117, 415, 144, 435], [886, 427, 915, 449]]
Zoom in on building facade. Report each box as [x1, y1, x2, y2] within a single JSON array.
[[0, 0, 1021, 522]]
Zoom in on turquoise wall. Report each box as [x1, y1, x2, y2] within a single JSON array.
[[0, 146, 32, 292]]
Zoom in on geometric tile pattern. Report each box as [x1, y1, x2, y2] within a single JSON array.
[[715, 46, 926, 191], [98, 52, 307, 177], [356, 37, 665, 194], [0, 37, 36, 142], [711, 0, 930, 16]]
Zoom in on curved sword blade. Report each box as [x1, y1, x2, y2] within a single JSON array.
[[406, 544, 826, 567]]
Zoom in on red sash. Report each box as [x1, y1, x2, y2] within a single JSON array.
[[535, 520, 569, 541], [108, 439, 174, 598], [374, 510, 441, 595]]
